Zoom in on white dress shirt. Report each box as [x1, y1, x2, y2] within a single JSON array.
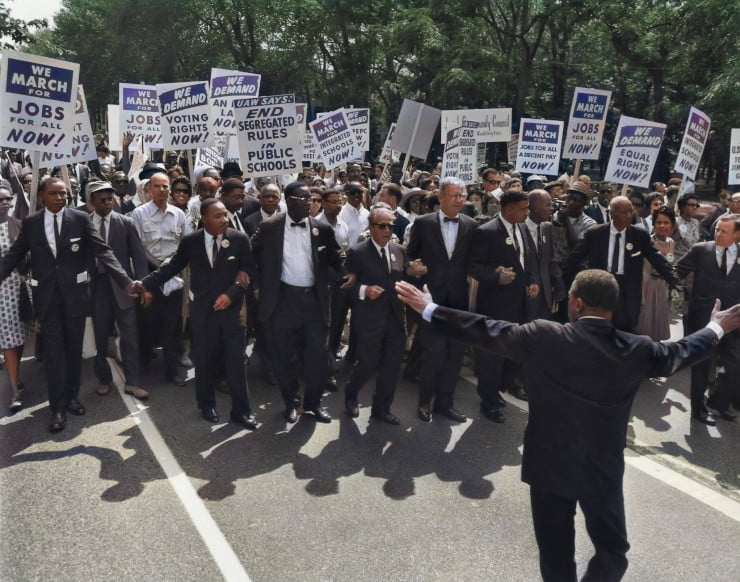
[[44, 207, 65, 257], [438, 210, 459, 259], [204, 231, 222, 268], [281, 217, 314, 286], [716, 243, 738, 276], [607, 224, 627, 275], [500, 214, 524, 268]]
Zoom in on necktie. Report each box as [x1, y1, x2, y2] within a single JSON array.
[[53, 212, 60, 255], [511, 227, 520, 255], [291, 221, 306, 228], [443, 216, 459, 223], [232, 215, 242, 232], [605, 208, 610, 222], [720, 247, 727, 276], [611, 232, 621, 274], [211, 236, 219, 267], [99, 217, 107, 242], [380, 247, 389, 274], [536, 224, 543, 257]]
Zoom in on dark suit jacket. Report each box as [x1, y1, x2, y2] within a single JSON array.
[[141, 228, 255, 331], [392, 211, 410, 244], [584, 204, 607, 224], [525, 221, 565, 319], [241, 195, 260, 218], [251, 214, 343, 323], [406, 212, 476, 310], [428, 305, 719, 499], [676, 242, 740, 333], [344, 239, 406, 330], [0, 208, 132, 320], [91, 212, 149, 309], [566, 223, 678, 324], [244, 211, 266, 238], [468, 216, 539, 322]]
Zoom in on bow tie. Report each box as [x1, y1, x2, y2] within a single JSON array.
[[291, 221, 306, 228], [443, 217, 459, 223]]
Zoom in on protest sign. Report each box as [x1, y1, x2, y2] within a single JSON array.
[[40, 84, 96, 166], [515, 119, 564, 176], [674, 106, 710, 180], [157, 81, 210, 149], [195, 144, 224, 173], [295, 103, 306, 136], [308, 109, 360, 170], [378, 123, 400, 164], [440, 108, 511, 144], [0, 50, 79, 155], [729, 129, 740, 186], [303, 130, 319, 162], [390, 98, 440, 160], [119, 83, 162, 148], [604, 115, 666, 188], [209, 68, 261, 138], [442, 121, 478, 184], [233, 94, 302, 177], [507, 134, 519, 164], [562, 87, 611, 160], [344, 107, 370, 152]]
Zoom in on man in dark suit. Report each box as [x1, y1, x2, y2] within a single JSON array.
[[343, 207, 407, 425], [0, 177, 133, 432], [566, 196, 679, 332], [469, 191, 540, 420], [87, 181, 150, 400], [133, 199, 257, 429], [244, 183, 281, 238], [676, 214, 740, 425], [525, 189, 565, 320], [406, 175, 477, 423], [584, 182, 614, 224], [396, 271, 740, 582], [251, 181, 344, 423]]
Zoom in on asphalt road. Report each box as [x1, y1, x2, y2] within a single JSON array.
[[1, 329, 738, 582]]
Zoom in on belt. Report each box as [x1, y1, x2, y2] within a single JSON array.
[[280, 282, 314, 293]]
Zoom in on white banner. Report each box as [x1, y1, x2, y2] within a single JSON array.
[[604, 115, 666, 188], [674, 106, 711, 180], [0, 50, 80, 155], [157, 81, 210, 149], [119, 83, 162, 149], [440, 108, 511, 144], [234, 94, 302, 177], [562, 87, 611, 160], [515, 119, 564, 176]]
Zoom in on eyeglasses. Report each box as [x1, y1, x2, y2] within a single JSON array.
[[371, 223, 395, 229], [0, 197, 12, 204], [483, 178, 501, 184], [288, 195, 311, 202], [310, 198, 322, 203]]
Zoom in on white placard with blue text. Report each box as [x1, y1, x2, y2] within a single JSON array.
[[728, 129, 740, 186], [674, 107, 710, 180], [604, 115, 666, 188], [157, 81, 211, 149], [209, 68, 261, 138], [515, 118, 564, 176], [0, 50, 79, 154], [562, 87, 611, 160], [119, 83, 162, 149]]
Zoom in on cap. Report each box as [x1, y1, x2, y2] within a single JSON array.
[[86, 181, 116, 195], [566, 181, 593, 201], [138, 162, 165, 181], [526, 174, 544, 184]]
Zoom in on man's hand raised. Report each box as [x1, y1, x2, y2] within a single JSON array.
[[395, 281, 432, 314], [710, 300, 740, 334]]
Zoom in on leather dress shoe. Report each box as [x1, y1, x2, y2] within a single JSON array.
[[417, 407, 432, 423], [124, 385, 149, 400], [303, 406, 332, 423], [508, 386, 528, 401], [434, 406, 467, 422], [66, 399, 86, 416], [96, 383, 111, 396], [706, 405, 737, 422], [345, 402, 360, 418], [481, 405, 505, 423], [691, 409, 717, 426], [201, 408, 220, 423], [49, 411, 66, 432], [496, 394, 507, 408], [326, 377, 339, 393], [230, 413, 258, 430], [371, 409, 400, 425], [9, 399, 22, 414], [284, 407, 299, 423]]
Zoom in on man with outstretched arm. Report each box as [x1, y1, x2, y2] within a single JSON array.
[[395, 271, 740, 582]]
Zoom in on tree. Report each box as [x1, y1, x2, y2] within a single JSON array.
[[0, 1, 46, 49]]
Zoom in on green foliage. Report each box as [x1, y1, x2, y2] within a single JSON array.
[[0, 1, 46, 49]]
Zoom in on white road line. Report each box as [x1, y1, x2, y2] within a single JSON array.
[[110, 363, 251, 582], [461, 373, 740, 522]]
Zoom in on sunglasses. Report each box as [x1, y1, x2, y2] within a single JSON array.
[[372, 223, 395, 230]]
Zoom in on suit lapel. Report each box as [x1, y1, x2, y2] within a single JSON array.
[[36, 212, 56, 260], [308, 217, 319, 272], [432, 214, 449, 259]]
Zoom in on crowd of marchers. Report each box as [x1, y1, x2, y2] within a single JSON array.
[[0, 143, 738, 434]]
